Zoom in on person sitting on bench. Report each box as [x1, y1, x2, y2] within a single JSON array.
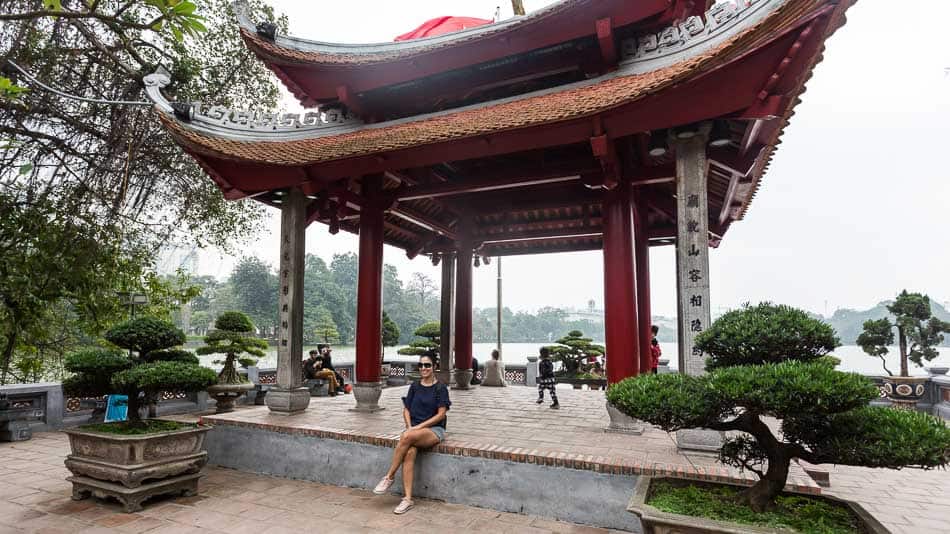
[[304, 349, 339, 396]]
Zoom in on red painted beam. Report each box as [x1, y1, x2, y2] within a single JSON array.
[[596, 17, 618, 68], [478, 228, 602, 245], [397, 172, 583, 201], [387, 205, 457, 241]]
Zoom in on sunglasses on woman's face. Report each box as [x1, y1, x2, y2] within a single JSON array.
[[419, 363, 434, 369]]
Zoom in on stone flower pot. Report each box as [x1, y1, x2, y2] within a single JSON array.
[[882, 376, 929, 408], [627, 476, 888, 534], [64, 423, 210, 512]]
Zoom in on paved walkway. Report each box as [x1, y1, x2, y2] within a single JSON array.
[[204, 384, 819, 492], [0, 432, 623, 534]]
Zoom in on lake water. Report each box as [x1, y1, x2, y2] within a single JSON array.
[[199, 342, 950, 376]]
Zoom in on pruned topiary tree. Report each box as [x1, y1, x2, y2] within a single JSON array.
[[857, 290, 950, 376], [547, 330, 604, 377], [398, 321, 440, 360], [607, 302, 950, 512], [382, 311, 400, 354], [196, 311, 267, 385], [63, 317, 216, 425]]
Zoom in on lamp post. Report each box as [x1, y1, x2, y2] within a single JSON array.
[[116, 292, 149, 319]]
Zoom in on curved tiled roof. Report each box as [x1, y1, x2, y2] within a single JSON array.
[[156, 0, 824, 167]]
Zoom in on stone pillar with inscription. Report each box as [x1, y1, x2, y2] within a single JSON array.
[[436, 253, 456, 386], [266, 188, 311, 415], [672, 124, 721, 452]]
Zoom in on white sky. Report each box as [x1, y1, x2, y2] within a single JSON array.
[[184, 0, 950, 317]]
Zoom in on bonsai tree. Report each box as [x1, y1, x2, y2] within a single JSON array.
[[607, 303, 950, 512], [857, 290, 950, 376], [63, 317, 216, 425], [398, 321, 440, 360], [196, 312, 267, 385], [547, 330, 604, 377], [382, 311, 400, 354], [313, 308, 340, 344]]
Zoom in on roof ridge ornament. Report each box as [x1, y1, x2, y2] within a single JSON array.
[[256, 21, 278, 41]]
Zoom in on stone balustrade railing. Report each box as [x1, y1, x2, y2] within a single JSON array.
[[4, 369, 948, 437]]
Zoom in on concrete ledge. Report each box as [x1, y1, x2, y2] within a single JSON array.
[[199, 412, 820, 494], [205, 424, 642, 531]]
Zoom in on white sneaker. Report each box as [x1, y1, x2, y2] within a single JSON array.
[[394, 498, 414, 514], [373, 476, 393, 495]]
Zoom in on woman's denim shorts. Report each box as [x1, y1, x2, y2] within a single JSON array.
[[428, 426, 445, 442]]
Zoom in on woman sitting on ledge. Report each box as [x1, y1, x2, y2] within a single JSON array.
[[372, 354, 450, 514]]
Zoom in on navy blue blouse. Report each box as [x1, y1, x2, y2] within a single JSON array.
[[403, 381, 451, 429]]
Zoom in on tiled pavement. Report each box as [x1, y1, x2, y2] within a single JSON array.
[[0, 433, 624, 534], [3, 386, 949, 533], [203, 384, 819, 492]]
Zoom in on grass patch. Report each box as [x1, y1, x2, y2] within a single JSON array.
[[80, 420, 196, 435], [647, 480, 859, 534]]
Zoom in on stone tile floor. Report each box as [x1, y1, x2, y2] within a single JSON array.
[[203, 384, 818, 491], [0, 432, 623, 533]]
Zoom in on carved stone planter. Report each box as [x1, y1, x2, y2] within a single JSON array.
[[207, 382, 255, 413], [627, 476, 888, 534], [882, 376, 929, 409], [64, 423, 210, 512]]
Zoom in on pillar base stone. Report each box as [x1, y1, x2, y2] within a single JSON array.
[[452, 369, 473, 390], [265, 388, 310, 415], [676, 428, 724, 453], [435, 369, 454, 386], [604, 401, 644, 435], [351, 382, 385, 412]]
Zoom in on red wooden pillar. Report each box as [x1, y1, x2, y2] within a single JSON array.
[[453, 218, 474, 389], [602, 181, 640, 384], [634, 194, 653, 374], [355, 175, 384, 385]]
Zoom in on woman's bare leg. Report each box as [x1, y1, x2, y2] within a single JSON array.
[[384, 429, 441, 481], [402, 447, 418, 500]]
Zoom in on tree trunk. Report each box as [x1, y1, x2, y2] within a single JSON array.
[[898, 326, 908, 377], [127, 391, 142, 424], [0, 328, 18, 386], [511, 0, 526, 16], [740, 452, 790, 512], [738, 414, 791, 512]]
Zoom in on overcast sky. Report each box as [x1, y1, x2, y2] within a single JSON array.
[[181, 0, 950, 317]]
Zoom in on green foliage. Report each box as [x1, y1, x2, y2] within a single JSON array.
[[548, 330, 604, 376], [238, 357, 257, 368], [81, 420, 195, 435], [64, 349, 131, 375], [0, 76, 28, 100], [196, 312, 266, 384], [609, 304, 950, 509], [104, 317, 186, 358], [143, 349, 199, 365], [696, 303, 840, 370], [64, 318, 207, 421], [859, 291, 950, 376], [112, 361, 217, 394], [783, 406, 950, 469], [313, 308, 340, 344], [229, 257, 278, 336], [382, 312, 400, 348], [647, 480, 859, 534], [398, 321, 440, 358], [215, 311, 254, 333]]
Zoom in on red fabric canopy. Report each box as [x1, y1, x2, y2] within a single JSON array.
[[394, 16, 493, 41]]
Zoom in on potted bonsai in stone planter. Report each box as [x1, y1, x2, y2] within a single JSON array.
[[197, 311, 266, 413], [608, 303, 950, 533], [61, 317, 217, 512], [857, 290, 950, 408], [548, 330, 606, 390]]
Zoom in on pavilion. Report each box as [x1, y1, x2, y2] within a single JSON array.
[[144, 0, 854, 414]]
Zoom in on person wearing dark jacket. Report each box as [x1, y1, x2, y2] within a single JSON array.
[[536, 347, 559, 409]]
